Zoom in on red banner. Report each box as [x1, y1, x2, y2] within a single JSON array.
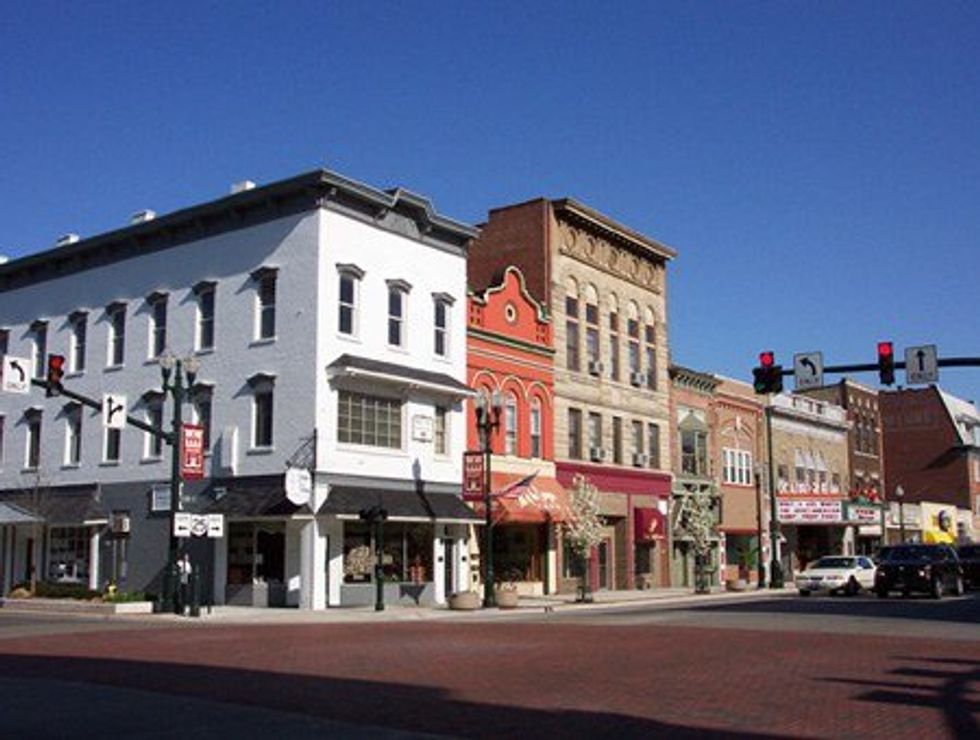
[[463, 451, 485, 500], [181, 424, 205, 480], [634, 507, 666, 542]]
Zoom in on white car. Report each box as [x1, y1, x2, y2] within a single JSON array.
[[795, 556, 877, 596]]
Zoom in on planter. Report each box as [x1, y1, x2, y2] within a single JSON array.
[[0, 597, 154, 615], [495, 588, 519, 609], [448, 592, 481, 611], [725, 578, 748, 592]]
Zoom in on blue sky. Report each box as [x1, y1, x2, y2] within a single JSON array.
[[2, 2, 978, 403]]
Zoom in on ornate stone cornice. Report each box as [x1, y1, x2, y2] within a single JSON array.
[[556, 219, 666, 294]]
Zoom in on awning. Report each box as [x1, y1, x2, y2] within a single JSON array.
[[327, 354, 473, 398], [0, 501, 42, 524], [321, 486, 481, 523], [634, 507, 666, 542], [202, 476, 311, 517], [468, 472, 573, 524], [0, 485, 107, 525]]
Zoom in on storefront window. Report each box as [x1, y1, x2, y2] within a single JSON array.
[[493, 525, 542, 582], [47, 527, 89, 582], [345, 522, 434, 583]]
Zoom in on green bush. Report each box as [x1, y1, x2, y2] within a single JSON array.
[[23, 582, 102, 600]]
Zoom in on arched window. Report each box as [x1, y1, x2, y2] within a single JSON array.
[[565, 278, 580, 372], [530, 398, 542, 459], [504, 392, 519, 455], [584, 284, 600, 373], [627, 301, 641, 383], [644, 307, 657, 390], [607, 293, 620, 381]]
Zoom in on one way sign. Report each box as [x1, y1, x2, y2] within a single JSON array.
[[793, 351, 824, 390], [2, 356, 33, 394], [103, 394, 128, 429]]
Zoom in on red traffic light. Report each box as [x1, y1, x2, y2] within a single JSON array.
[[46, 354, 66, 397], [759, 351, 775, 368], [877, 342, 893, 358], [48, 355, 65, 372]]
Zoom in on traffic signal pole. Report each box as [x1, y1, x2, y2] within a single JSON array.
[[771, 356, 980, 380]]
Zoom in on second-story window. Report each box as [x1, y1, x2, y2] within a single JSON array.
[[104, 427, 121, 464], [107, 303, 126, 367], [338, 390, 402, 448], [568, 408, 583, 460], [69, 312, 87, 373], [588, 413, 602, 457], [504, 393, 518, 455], [612, 416, 623, 464], [26, 411, 42, 469], [148, 293, 168, 359], [434, 405, 447, 455], [585, 286, 600, 373], [192, 386, 213, 453], [386, 280, 411, 348], [31, 321, 48, 379], [194, 282, 216, 352], [627, 306, 641, 379], [337, 265, 363, 337], [644, 312, 657, 390], [608, 306, 620, 382], [530, 399, 542, 459], [648, 423, 661, 469], [65, 404, 82, 466], [433, 296, 451, 358], [565, 291, 580, 372], [253, 267, 278, 341], [632, 420, 643, 460], [681, 428, 708, 477], [144, 396, 164, 459]]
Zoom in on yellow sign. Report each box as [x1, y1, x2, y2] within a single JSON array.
[[920, 502, 956, 544]]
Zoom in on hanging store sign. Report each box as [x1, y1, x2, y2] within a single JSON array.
[[777, 499, 843, 524], [181, 424, 205, 480], [844, 503, 882, 524], [462, 451, 485, 501]]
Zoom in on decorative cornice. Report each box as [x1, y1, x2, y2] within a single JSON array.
[[556, 220, 666, 294]]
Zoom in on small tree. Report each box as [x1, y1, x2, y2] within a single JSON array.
[[562, 474, 604, 602], [677, 493, 718, 594]]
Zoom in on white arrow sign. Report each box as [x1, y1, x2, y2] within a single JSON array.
[[103, 394, 128, 429], [793, 351, 824, 390], [905, 345, 938, 385], [2, 356, 33, 394]]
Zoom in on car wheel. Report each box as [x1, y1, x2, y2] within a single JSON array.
[[931, 578, 943, 600], [798, 590, 810, 597], [845, 577, 860, 597], [953, 575, 964, 597]]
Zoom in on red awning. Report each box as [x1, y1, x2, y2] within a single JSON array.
[[468, 472, 573, 524], [634, 507, 666, 542]]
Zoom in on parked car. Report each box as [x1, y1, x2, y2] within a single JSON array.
[[795, 556, 876, 596], [957, 544, 980, 590], [874, 544, 964, 599]]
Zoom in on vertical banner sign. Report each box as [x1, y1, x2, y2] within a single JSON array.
[[181, 424, 205, 480], [462, 451, 485, 501]]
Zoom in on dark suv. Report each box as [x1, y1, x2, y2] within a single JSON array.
[[874, 544, 964, 599], [957, 544, 980, 589]]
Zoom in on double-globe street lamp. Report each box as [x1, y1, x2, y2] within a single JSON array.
[[474, 389, 503, 608], [159, 350, 200, 614]]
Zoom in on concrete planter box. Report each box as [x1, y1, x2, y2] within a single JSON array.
[[448, 591, 481, 610], [495, 588, 519, 609], [725, 578, 748, 592], [0, 598, 154, 615]]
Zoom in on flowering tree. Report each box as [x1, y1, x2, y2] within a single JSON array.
[[676, 492, 718, 594], [562, 474, 604, 602]]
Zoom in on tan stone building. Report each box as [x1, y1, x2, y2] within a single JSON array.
[[469, 199, 675, 591], [768, 393, 851, 575]]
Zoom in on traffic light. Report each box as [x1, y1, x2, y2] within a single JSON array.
[[877, 341, 895, 386], [46, 354, 66, 397], [752, 351, 783, 394]]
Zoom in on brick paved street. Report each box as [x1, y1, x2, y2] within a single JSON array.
[[0, 597, 977, 738]]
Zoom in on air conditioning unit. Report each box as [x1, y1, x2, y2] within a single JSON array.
[[632, 453, 649, 467], [589, 447, 607, 462], [587, 360, 604, 376], [630, 371, 646, 387], [111, 512, 131, 534], [130, 209, 156, 225]]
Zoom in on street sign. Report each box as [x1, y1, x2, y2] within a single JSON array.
[[175, 512, 225, 538], [793, 351, 824, 390], [1, 355, 33, 394], [181, 424, 205, 480], [102, 394, 127, 429], [905, 344, 938, 385]]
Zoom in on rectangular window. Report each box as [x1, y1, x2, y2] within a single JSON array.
[[108, 305, 126, 366], [609, 312, 620, 381], [530, 403, 542, 458], [647, 423, 660, 469], [32, 324, 47, 379], [434, 406, 447, 455], [632, 420, 644, 457], [253, 389, 274, 448], [388, 289, 405, 347], [337, 390, 402, 449], [434, 300, 448, 357], [682, 430, 708, 476], [645, 324, 657, 390], [145, 402, 164, 459], [565, 296, 580, 371], [588, 412, 602, 450], [612, 416, 623, 465], [0, 329, 8, 355], [723, 448, 753, 485], [193, 394, 212, 452], [339, 273, 357, 336], [585, 303, 599, 366], [257, 273, 277, 340], [26, 413, 42, 469], [628, 318, 640, 375], [65, 407, 82, 466], [149, 295, 167, 359], [47, 526, 90, 583], [104, 427, 121, 464], [197, 286, 215, 351], [70, 315, 87, 373], [0, 415, 5, 465], [568, 408, 582, 460]]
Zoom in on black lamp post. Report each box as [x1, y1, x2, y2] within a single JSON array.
[[765, 405, 784, 589], [474, 389, 503, 608], [754, 465, 766, 588], [159, 350, 200, 615], [895, 485, 905, 543]]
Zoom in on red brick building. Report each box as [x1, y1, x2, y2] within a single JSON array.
[[466, 266, 569, 595]]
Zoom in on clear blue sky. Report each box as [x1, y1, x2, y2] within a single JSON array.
[[2, 2, 978, 403]]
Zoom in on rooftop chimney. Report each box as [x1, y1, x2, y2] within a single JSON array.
[[56, 234, 80, 247], [231, 180, 256, 194], [131, 209, 157, 225]]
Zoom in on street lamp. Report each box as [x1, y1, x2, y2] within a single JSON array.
[[754, 464, 766, 589], [159, 349, 200, 614], [474, 389, 503, 608], [895, 485, 905, 543], [765, 405, 784, 589]]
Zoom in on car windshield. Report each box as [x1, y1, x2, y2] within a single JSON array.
[[811, 557, 855, 569], [883, 546, 939, 562]]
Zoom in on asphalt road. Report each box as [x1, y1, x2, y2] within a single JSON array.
[[0, 594, 976, 739]]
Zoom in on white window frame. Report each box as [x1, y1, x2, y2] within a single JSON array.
[[25, 412, 42, 469], [337, 390, 403, 449], [144, 400, 165, 460], [504, 394, 518, 455], [337, 265, 363, 338], [386, 280, 411, 349], [252, 387, 274, 449], [433, 295, 452, 358], [191, 390, 213, 455], [103, 426, 121, 464], [69, 313, 87, 374], [31, 323, 47, 379], [64, 406, 82, 467], [147, 293, 168, 360], [195, 283, 216, 352], [107, 304, 126, 367], [434, 405, 448, 456], [253, 268, 278, 341], [530, 400, 542, 459]]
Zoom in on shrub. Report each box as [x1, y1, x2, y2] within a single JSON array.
[[32, 582, 101, 600], [102, 590, 150, 603]]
